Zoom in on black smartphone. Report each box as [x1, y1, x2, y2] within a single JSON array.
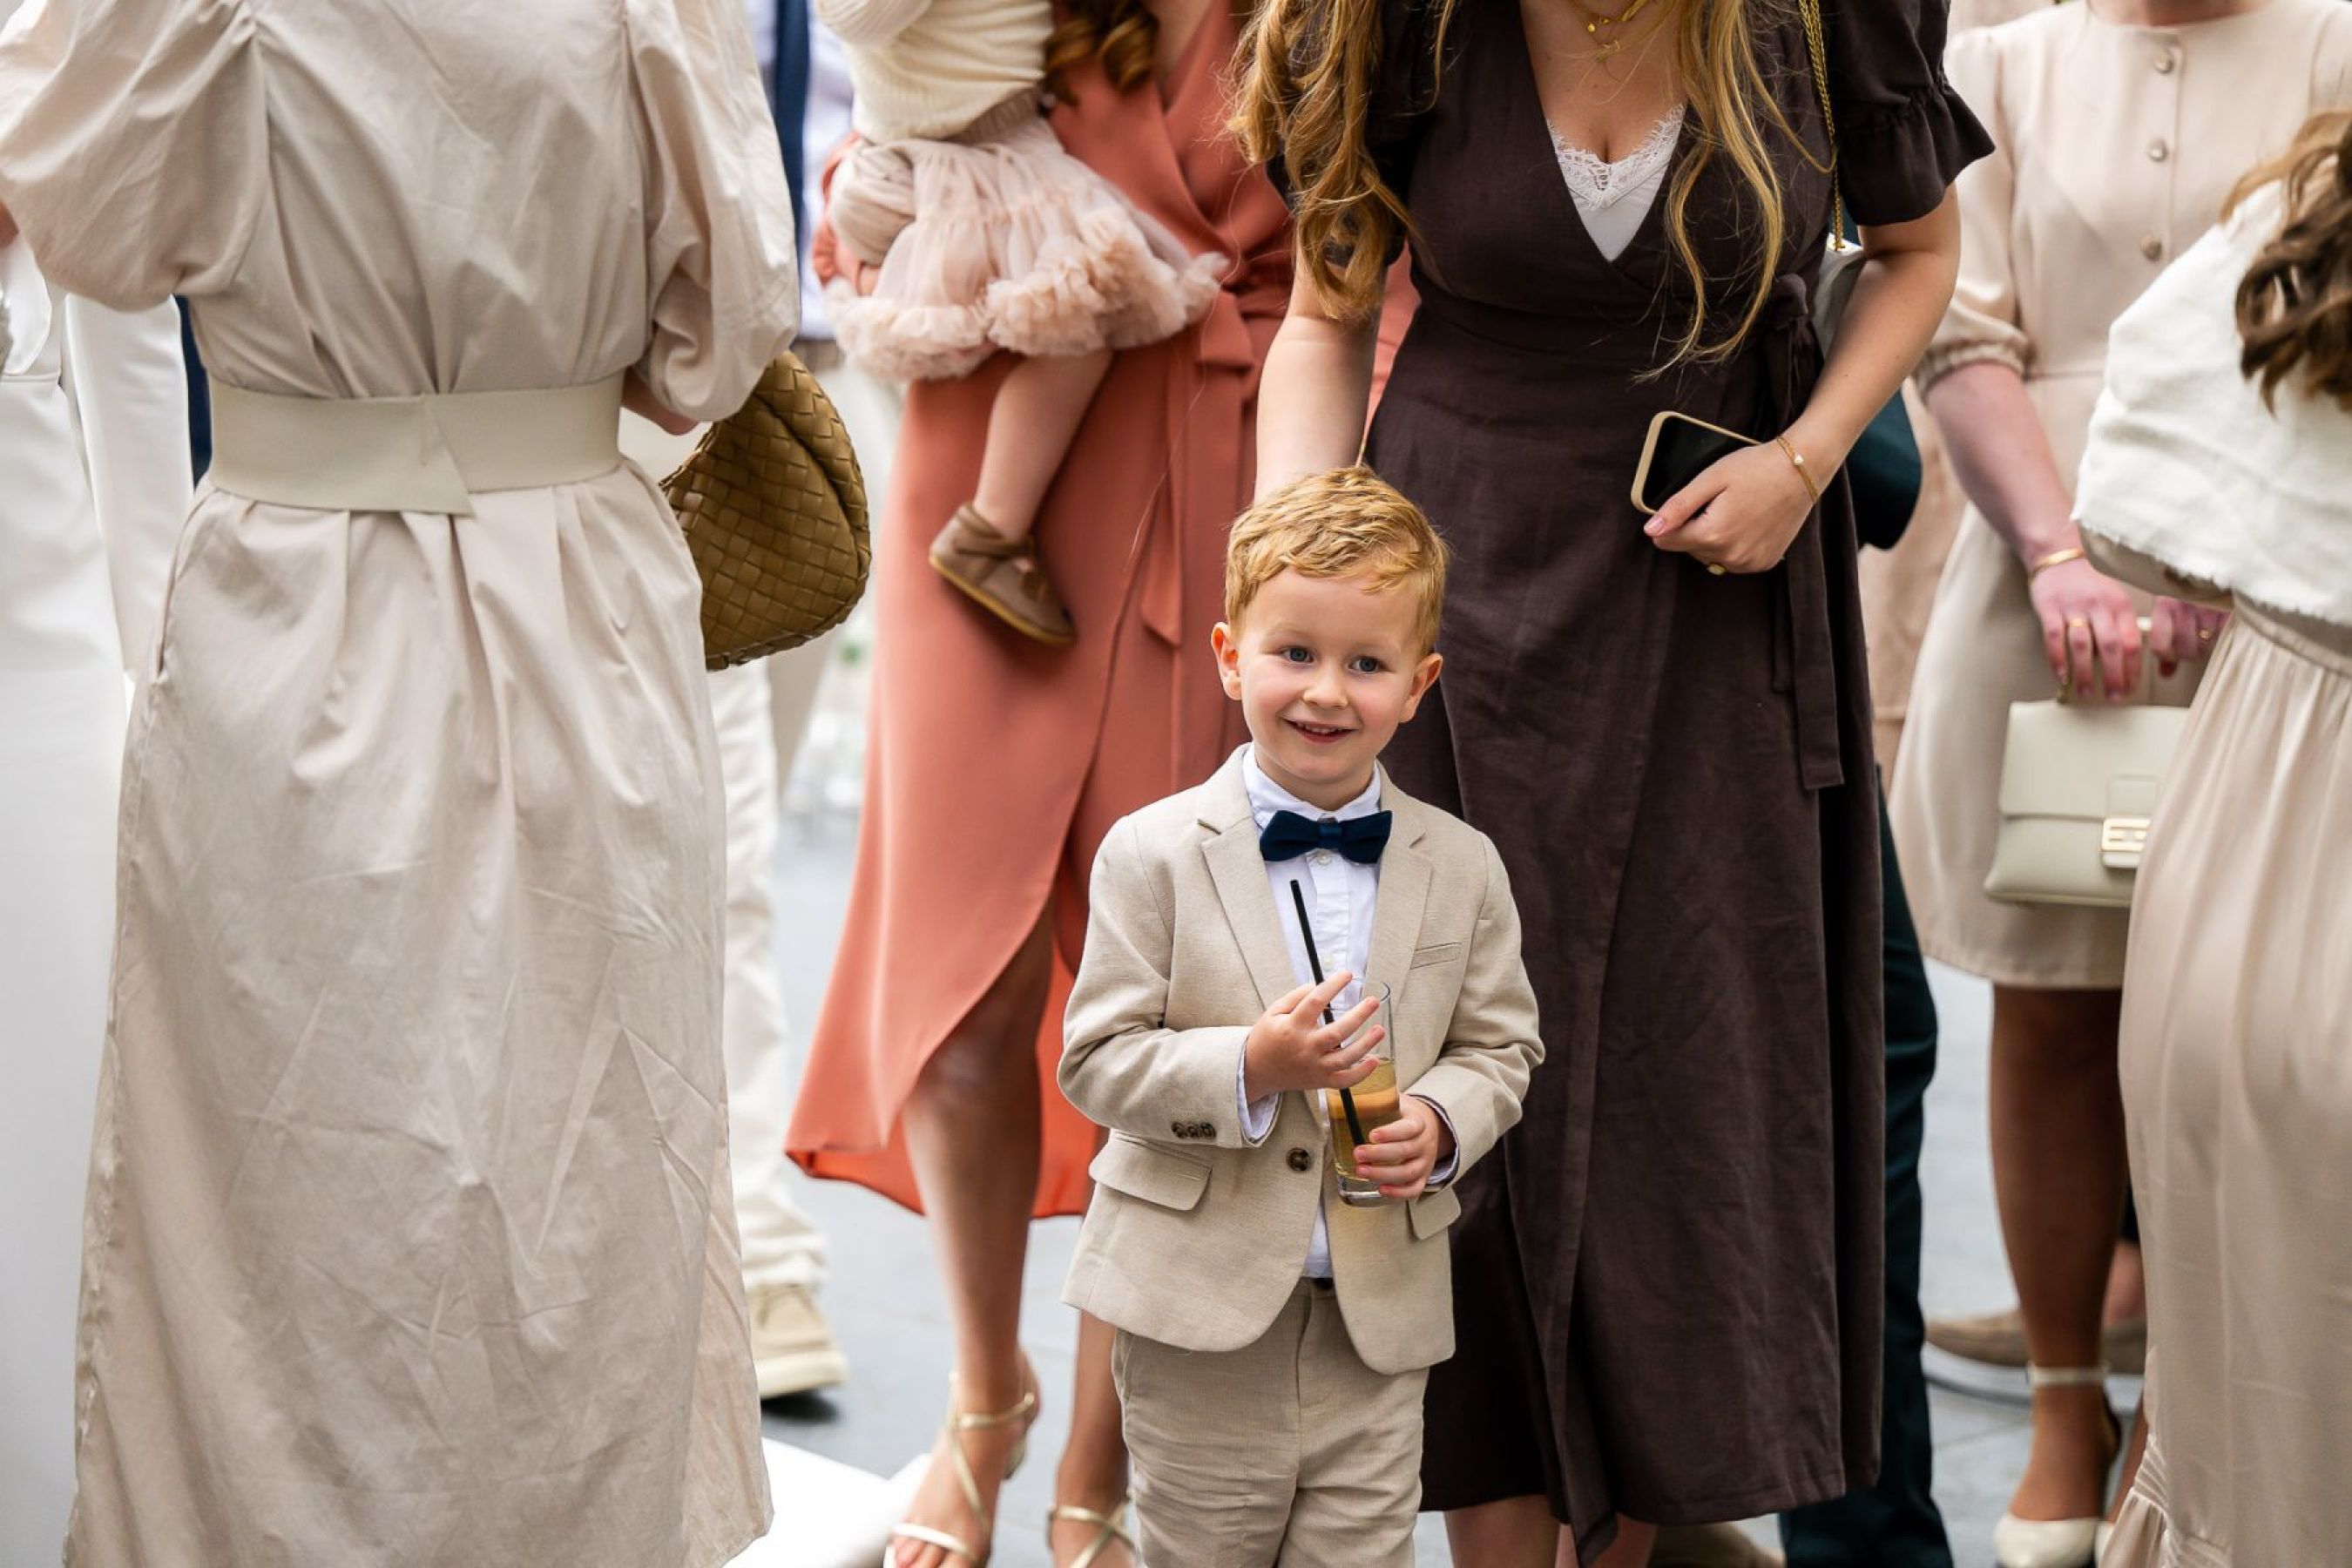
[[1631, 410, 1758, 515]]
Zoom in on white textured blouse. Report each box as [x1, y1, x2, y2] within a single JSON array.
[[816, 0, 1052, 143], [2078, 185, 2352, 632]]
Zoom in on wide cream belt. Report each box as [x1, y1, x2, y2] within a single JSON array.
[[205, 375, 625, 517]]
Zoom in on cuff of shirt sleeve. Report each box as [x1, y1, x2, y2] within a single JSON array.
[[1237, 1051, 1280, 1148], [1916, 337, 2027, 392], [1411, 1094, 1462, 1190]]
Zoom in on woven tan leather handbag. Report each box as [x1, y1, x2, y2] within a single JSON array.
[[664, 353, 870, 670]]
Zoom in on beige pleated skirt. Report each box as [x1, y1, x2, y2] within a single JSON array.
[[66, 472, 769, 1566], [2105, 605, 2352, 1565], [1888, 505, 2203, 989]]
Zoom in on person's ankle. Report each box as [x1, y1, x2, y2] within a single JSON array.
[[964, 498, 1037, 544], [953, 1361, 1030, 1415], [1051, 1454, 1128, 1511]]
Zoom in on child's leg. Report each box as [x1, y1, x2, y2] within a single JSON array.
[[1280, 1282, 1426, 1568], [929, 348, 1112, 645], [970, 347, 1115, 543], [1117, 1301, 1308, 1565]]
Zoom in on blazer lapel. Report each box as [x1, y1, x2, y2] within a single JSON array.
[[1367, 770, 1433, 1005], [1200, 759, 1304, 1014]]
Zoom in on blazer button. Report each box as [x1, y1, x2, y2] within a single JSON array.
[[1172, 1120, 1186, 1138], [1288, 1147, 1313, 1173]]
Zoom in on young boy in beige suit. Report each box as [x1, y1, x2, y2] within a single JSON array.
[[1060, 467, 1544, 1566]]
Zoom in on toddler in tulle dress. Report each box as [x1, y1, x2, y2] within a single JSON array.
[[819, 0, 1222, 645]]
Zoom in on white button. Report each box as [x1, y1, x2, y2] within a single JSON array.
[[2153, 50, 2177, 74], [1315, 851, 1335, 867], [2148, 140, 2170, 163], [2140, 235, 2164, 261]]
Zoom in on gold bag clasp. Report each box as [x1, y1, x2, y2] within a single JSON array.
[[2100, 815, 2152, 871]]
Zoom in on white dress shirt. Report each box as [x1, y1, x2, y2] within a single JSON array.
[[1235, 746, 1454, 1279]]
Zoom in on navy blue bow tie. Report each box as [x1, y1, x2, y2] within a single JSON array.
[[1258, 808, 1393, 865]]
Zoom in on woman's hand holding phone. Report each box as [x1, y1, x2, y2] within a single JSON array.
[[1645, 440, 1820, 575]]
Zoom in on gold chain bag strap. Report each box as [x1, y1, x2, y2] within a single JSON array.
[[1795, 0, 1862, 347], [662, 352, 871, 671]]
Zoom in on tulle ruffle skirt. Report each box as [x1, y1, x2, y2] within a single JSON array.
[[826, 103, 1222, 383]]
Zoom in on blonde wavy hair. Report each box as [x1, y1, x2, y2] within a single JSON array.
[[1227, 466, 1450, 652], [1233, 0, 1823, 367], [1048, 0, 1163, 95]]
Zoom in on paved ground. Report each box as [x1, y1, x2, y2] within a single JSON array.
[[756, 805, 2099, 1567]]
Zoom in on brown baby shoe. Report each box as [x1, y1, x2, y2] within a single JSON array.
[[929, 505, 1075, 646]]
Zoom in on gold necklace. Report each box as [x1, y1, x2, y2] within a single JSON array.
[[1572, 0, 1652, 59]]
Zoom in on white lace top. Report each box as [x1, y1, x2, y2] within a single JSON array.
[[1551, 112, 1683, 261]]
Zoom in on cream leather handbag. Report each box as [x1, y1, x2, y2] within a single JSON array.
[[1984, 625, 2188, 909]]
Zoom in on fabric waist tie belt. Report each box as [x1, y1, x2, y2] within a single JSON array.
[[204, 374, 627, 517]]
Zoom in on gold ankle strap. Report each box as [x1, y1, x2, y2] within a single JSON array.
[[950, 1387, 1038, 1434]]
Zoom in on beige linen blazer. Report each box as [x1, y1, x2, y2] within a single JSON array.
[[1060, 752, 1543, 1375]]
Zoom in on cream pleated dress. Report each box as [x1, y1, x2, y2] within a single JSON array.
[[2074, 186, 2352, 1568], [1889, 0, 2352, 986], [0, 1, 799, 1564]]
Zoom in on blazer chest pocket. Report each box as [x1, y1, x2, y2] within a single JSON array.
[[1409, 942, 1464, 970], [1091, 1136, 1211, 1213]]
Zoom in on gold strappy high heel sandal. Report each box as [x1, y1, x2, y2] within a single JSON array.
[[885, 1378, 1040, 1567], [1047, 1497, 1138, 1568]]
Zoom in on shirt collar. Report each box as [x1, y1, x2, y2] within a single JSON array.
[[1240, 744, 1383, 829]]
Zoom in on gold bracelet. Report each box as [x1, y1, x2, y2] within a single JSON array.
[[2029, 545, 2088, 580], [1774, 435, 1821, 504]]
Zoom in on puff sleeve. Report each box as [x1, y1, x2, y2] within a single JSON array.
[[0, 0, 267, 311], [1820, 0, 1992, 226], [627, 0, 801, 423], [1915, 30, 2029, 388]]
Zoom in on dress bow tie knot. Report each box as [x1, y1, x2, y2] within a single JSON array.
[[1258, 809, 1392, 865]]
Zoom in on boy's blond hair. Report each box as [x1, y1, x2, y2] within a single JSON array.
[[1225, 466, 1448, 653]]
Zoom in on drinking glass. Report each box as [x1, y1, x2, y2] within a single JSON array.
[[1323, 981, 1401, 1206]]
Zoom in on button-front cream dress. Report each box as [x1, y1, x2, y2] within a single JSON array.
[[0, 2, 800, 1563], [1889, 0, 2352, 987]]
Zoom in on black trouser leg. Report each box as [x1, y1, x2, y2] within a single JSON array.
[[1780, 795, 1953, 1567]]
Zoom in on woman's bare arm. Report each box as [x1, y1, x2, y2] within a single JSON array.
[[1785, 191, 1963, 477], [1923, 359, 2073, 564], [1253, 266, 1383, 498]]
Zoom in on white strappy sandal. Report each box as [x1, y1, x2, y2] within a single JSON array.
[[1047, 1497, 1138, 1568], [884, 1377, 1040, 1567], [1992, 1364, 2119, 1568]]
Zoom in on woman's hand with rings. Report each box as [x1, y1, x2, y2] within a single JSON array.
[[1646, 441, 1819, 576], [2031, 554, 2143, 700], [2146, 596, 2229, 677]]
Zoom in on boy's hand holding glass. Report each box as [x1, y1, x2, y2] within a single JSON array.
[[1348, 1096, 1455, 1201], [1243, 972, 1385, 1098]]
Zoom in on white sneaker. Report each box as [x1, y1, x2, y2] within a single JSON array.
[[748, 1282, 848, 1399]]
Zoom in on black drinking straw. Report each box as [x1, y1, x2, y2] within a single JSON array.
[[1289, 879, 1369, 1147]]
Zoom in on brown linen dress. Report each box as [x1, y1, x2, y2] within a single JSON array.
[[1327, 0, 1987, 1551], [787, 8, 1274, 1213]]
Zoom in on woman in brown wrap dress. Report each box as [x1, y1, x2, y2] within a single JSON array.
[[1238, 0, 1987, 1559]]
